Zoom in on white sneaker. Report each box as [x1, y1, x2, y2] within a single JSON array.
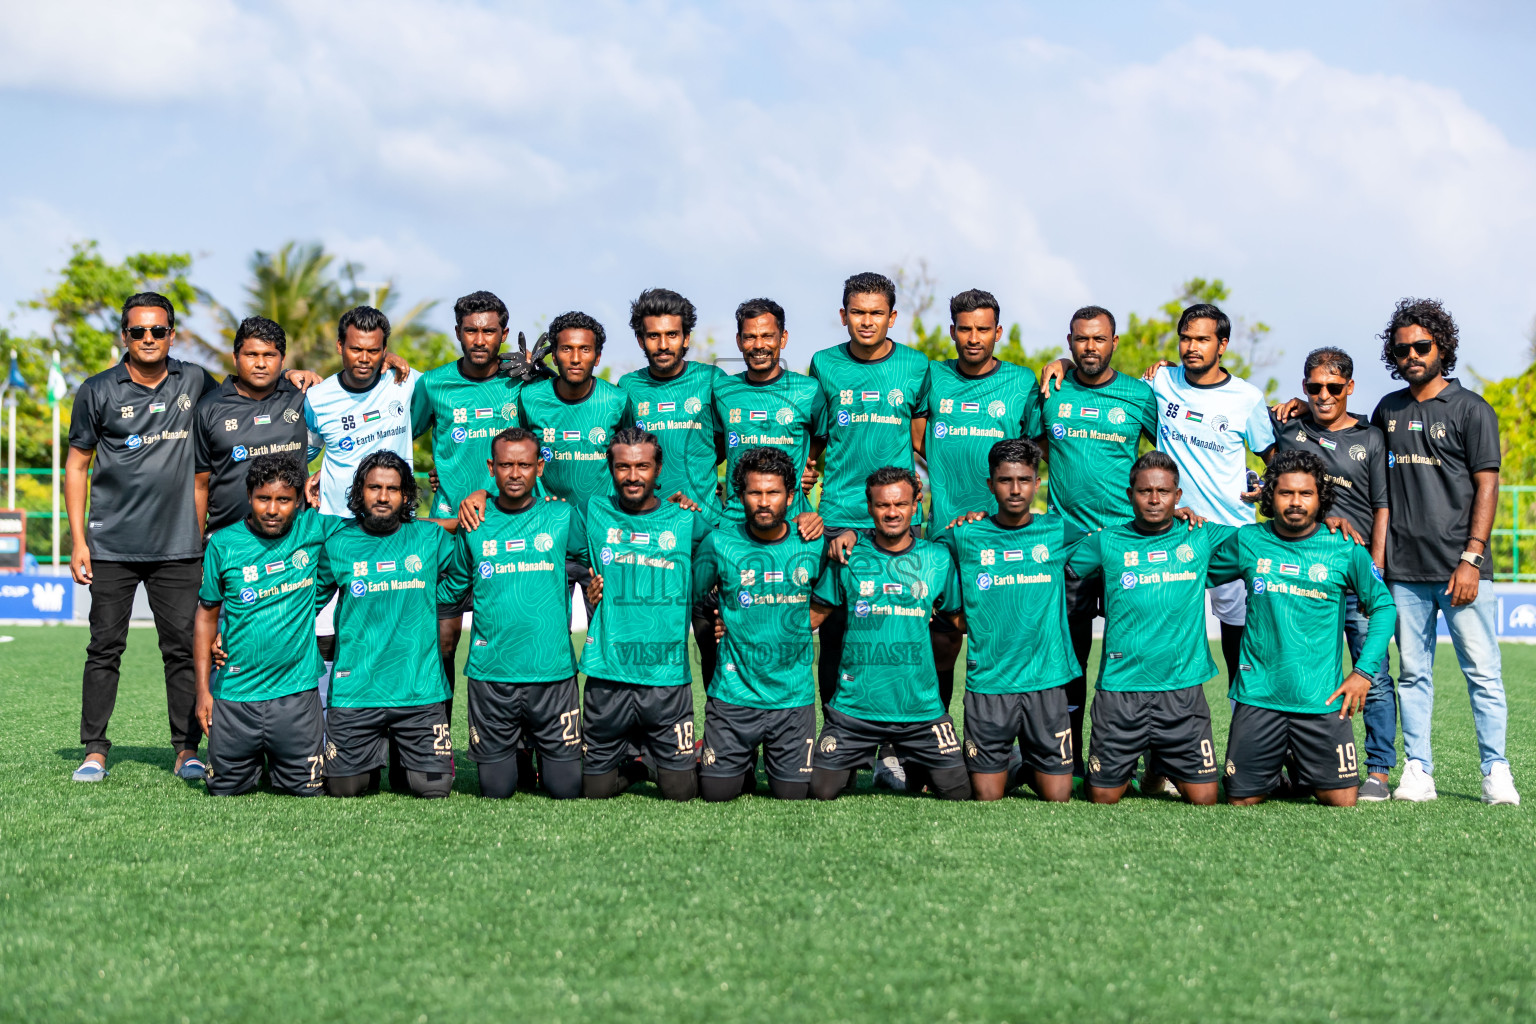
[[1482, 763, 1520, 806], [1393, 759, 1437, 802], [873, 755, 907, 792]]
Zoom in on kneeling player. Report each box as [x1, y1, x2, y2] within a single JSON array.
[[932, 439, 1086, 802], [441, 428, 587, 799], [579, 429, 712, 801], [1066, 451, 1233, 805], [317, 452, 458, 798], [808, 467, 970, 801], [693, 447, 825, 801], [193, 454, 328, 796], [1218, 450, 1395, 807]]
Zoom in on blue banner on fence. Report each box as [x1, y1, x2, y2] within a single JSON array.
[[1498, 592, 1536, 638], [0, 574, 73, 620]]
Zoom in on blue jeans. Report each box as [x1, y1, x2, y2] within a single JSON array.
[[1392, 581, 1508, 776], [1344, 594, 1397, 773]]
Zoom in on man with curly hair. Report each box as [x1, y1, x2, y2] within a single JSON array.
[[1369, 298, 1516, 805], [1216, 451, 1396, 807]]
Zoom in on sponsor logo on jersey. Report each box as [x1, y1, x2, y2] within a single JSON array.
[[506, 538, 526, 552], [726, 430, 741, 448], [349, 579, 367, 597], [353, 560, 368, 576], [883, 582, 902, 595], [478, 561, 493, 579], [1252, 579, 1266, 594], [1051, 423, 1066, 439], [241, 565, 259, 582], [854, 599, 871, 617], [338, 437, 355, 452], [740, 569, 756, 586], [1255, 558, 1271, 574], [960, 401, 979, 414], [839, 390, 852, 405], [232, 445, 249, 461], [1148, 550, 1168, 563], [120, 405, 135, 419], [588, 427, 606, 444], [125, 434, 143, 450], [658, 401, 676, 413], [363, 410, 382, 423], [887, 389, 904, 407], [1176, 544, 1195, 563], [454, 408, 468, 424], [858, 580, 875, 596], [376, 560, 397, 572], [776, 407, 794, 425], [737, 590, 752, 608], [474, 407, 494, 419], [224, 418, 239, 431], [939, 399, 953, 414], [1080, 406, 1100, 420], [1057, 403, 1071, 418], [534, 533, 554, 552], [1003, 549, 1023, 562], [1107, 407, 1127, 425], [1032, 545, 1050, 563], [638, 402, 651, 417], [600, 546, 613, 565], [1308, 563, 1329, 582], [1184, 410, 1203, 423], [150, 401, 167, 414], [1387, 451, 1396, 468], [1123, 551, 1139, 567], [837, 410, 851, 426], [540, 446, 553, 461], [1319, 437, 1337, 451], [562, 430, 582, 441], [240, 587, 257, 603], [482, 539, 498, 556], [264, 560, 285, 574], [1349, 444, 1368, 461], [1408, 420, 1423, 431], [1120, 571, 1137, 589], [934, 423, 948, 439], [291, 549, 310, 570], [980, 549, 995, 566], [254, 414, 271, 425], [606, 527, 622, 543], [452, 426, 468, 443], [1279, 562, 1300, 576], [749, 409, 767, 421], [764, 571, 784, 583], [976, 573, 992, 590]]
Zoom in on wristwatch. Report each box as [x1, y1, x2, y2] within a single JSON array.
[[1460, 550, 1485, 568]]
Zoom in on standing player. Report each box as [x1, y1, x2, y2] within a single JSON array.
[[1218, 451, 1396, 807], [807, 467, 969, 801], [579, 428, 712, 801], [439, 429, 586, 799], [195, 316, 312, 536], [931, 440, 1082, 802], [692, 447, 827, 802], [808, 272, 929, 717], [192, 454, 329, 796], [315, 452, 457, 798], [410, 290, 522, 704], [915, 289, 1042, 716], [1066, 452, 1233, 806], [1268, 347, 1393, 800]]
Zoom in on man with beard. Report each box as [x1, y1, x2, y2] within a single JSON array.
[[439, 428, 587, 799], [316, 452, 457, 798], [692, 446, 827, 801], [579, 428, 712, 801], [192, 454, 329, 796]]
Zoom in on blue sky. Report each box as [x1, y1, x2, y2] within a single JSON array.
[[1, 0, 1533, 407]]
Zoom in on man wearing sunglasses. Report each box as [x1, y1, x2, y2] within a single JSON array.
[[1270, 347, 1393, 799], [66, 293, 320, 783], [1369, 299, 1515, 806]]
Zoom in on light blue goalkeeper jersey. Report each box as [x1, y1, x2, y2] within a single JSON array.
[[304, 368, 421, 516]]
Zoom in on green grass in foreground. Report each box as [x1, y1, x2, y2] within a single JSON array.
[[0, 627, 1532, 1023]]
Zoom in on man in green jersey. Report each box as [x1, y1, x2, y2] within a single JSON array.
[[193, 454, 328, 796], [692, 447, 827, 801], [808, 272, 930, 719], [808, 467, 968, 801], [932, 439, 1084, 802], [411, 290, 522, 707], [1218, 450, 1396, 807], [580, 428, 712, 801], [440, 428, 587, 799], [1066, 451, 1230, 806], [915, 289, 1043, 719], [316, 452, 458, 799]]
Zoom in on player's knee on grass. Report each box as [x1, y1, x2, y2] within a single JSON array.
[[583, 769, 626, 799], [1314, 785, 1358, 808], [657, 768, 697, 802], [1180, 781, 1219, 806], [407, 770, 452, 799], [811, 768, 850, 800], [700, 773, 746, 802], [930, 766, 972, 801], [478, 757, 518, 799], [325, 771, 376, 798], [540, 759, 582, 799], [768, 777, 809, 800]]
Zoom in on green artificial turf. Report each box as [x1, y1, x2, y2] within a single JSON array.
[[0, 626, 1531, 1023]]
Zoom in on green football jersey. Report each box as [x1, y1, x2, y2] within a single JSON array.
[[410, 360, 521, 518], [712, 368, 828, 523], [1066, 521, 1237, 692], [516, 377, 632, 510], [691, 523, 826, 709], [810, 534, 961, 722], [1215, 522, 1396, 714], [618, 360, 726, 523], [808, 342, 930, 529], [579, 496, 712, 687], [441, 498, 587, 684], [316, 518, 456, 708], [932, 514, 1082, 695], [916, 359, 1043, 529], [1039, 370, 1159, 531], [198, 509, 333, 701]]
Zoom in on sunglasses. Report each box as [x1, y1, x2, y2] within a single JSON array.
[[1304, 381, 1346, 396], [1391, 340, 1433, 359], [125, 325, 172, 341]]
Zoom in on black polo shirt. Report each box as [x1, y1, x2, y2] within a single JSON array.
[[68, 357, 221, 562], [1271, 413, 1388, 540], [1369, 378, 1500, 583], [195, 376, 312, 533]]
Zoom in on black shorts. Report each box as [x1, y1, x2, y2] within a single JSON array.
[[466, 676, 581, 764], [1086, 685, 1217, 788], [437, 591, 472, 619], [324, 702, 454, 778], [206, 690, 325, 797], [1064, 572, 1104, 619], [813, 705, 965, 773], [700, 697, 816, 782], [581, 678, 696, 775], [1224, 701, 1360, 798], [962, 688, 1074, 776]]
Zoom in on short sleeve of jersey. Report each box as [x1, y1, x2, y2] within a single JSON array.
[[1205, 524, 1243, 585], [1367, 427, 1390, 510], [690, 530, 721, 604], [566, 505, 588, 563], [809, 385, 830, 438], [1243, 395, 1277, 453], [198, 537, 224, 604], [194, 403, 213, 473], [1465, 396, 1501, 473], [439, 529, 472, 604], [811, 559, 844, 608], [934, 546, 961, 614], [913, 365, 934, 418], [1019, 387, 1043, 439], [409, 382, 433, 437], [1064, 529, 1103, 580], [1134, 387, 1159, 440], [67, 383, 101, 450], [690, 511, 713, 553]]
